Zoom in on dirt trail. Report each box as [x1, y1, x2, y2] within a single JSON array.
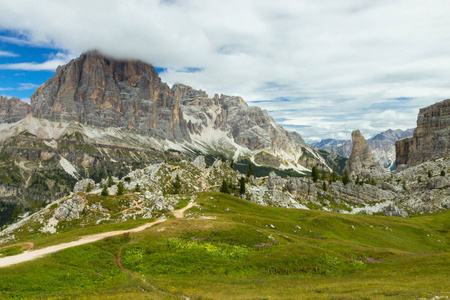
[[0, 202, 196, 268], [172, 201, 196, 218]]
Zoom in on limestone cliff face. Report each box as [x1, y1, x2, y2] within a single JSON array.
[[31, 51, 189, 142], [174, 83, 305, 153], [0, 96, 30, 123], [348, 130, 384, 177], [396, 99, 450, 167], [395, 137, 413, 166]]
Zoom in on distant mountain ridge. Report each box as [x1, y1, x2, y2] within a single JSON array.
[[312, 128, 414, 170]]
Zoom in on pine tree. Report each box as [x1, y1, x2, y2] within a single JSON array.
[[331, 171, 338, 182], [247, 162, 253, 177], [172, 174, 181, 194], [239, 176, 246, 195], [134, 183, 140, 192], [107, 175, 114, 187], [86, 182, 92, 193], [322, 181, 327, 192], [101, 185, 109, 196], [441, 170, 446, 177], [311, 166, 319, 183], [117, 182, 124, 196], [220, 179, 230, 194], [428, 170, 432, 178], [342, 169, 350, 185]]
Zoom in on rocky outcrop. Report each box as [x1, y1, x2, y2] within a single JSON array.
[[73, 179, 95, 193], [312, 128, 413, 170], [395, 137, 414, 167], [174, 83, 306, 153], [193, 156, 206, 169], [347, 130, 384, 177], [54, 194, 86, 221], [31, 51, 189, 142], [396, 99, 450, 167], [0, 96, 30, 124]]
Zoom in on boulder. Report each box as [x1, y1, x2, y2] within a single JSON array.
[[427, 177, 450, 190], [193, 156, 206, 169], [54, 195, 86, 221], [73, 178, 96, 193], [382, 203, 409, 218]]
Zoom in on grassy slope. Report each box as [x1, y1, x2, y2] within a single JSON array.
[[0, 192, 449, 299]]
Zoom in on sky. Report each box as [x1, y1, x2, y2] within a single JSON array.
[[1, 0, 450, 143]]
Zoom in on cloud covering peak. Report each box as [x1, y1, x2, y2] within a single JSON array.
[[1, 0, 450, 141]]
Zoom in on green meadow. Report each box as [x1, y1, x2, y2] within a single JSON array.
[[0, 192, 449, 299]]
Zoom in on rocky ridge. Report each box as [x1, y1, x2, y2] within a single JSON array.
[[0, 96, 30, 124], [396, 99, 450, 168], [312, 128, 413, 170], [28, 51, 324, 173], [2, 151, 450, 243], [31, 51, 189, 142]]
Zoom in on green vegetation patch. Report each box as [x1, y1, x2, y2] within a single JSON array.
[[0, 192, 448, 299]]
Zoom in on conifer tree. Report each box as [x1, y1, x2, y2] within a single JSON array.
[[107, 175, 114, 187], [247, 162, 253, 177], [239, 176, 246, 195], [101, 185, 109, 196], [311, 166, 319, 183], [86, 182, 92, 193], [117, 182, 124, 196], [220, 179, 230, 194], [342, 169, 350, 185], [172, 174, 181, 194]]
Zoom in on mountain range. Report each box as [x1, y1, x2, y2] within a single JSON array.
[[0, 51, 346, 218], [311, 128, 414, 170]]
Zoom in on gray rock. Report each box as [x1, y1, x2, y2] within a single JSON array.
[[381, 182, 402, 192], [382, 204, 409, 218], [427, 176, 450, 190], [0, 96, 30, 124], [193, 156, 206, 169], [54, 195, 86, 221], [73, 178, 96, 193], [442, 202, 450, 209]]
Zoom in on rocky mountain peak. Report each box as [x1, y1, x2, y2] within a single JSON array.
[[31, 51, 188, 141], [348, 130, 384, 177], [396, 99, 450, 168], [0, 96, 30, 123]]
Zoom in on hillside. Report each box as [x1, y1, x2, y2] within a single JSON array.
[[0, 192, 448, 299]]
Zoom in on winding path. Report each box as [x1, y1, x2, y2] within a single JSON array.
[[0, 201, 196, 268]]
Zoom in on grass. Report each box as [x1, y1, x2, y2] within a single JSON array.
[[0, 245, 24, 257], [0, 192, 449, 299]]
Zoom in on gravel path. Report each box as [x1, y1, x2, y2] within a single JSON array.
[[0, 201, 196, 268]]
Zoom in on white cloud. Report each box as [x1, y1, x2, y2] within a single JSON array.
[[17, 83, 40, 90], [1, 0, 450, 141], [0, 50, 18, 57], [0, 52, 74, 71]]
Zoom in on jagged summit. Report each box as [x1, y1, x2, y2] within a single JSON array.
[[0, 96, 30, 124], [27, 51, 318, 170], [396, 99, 450, 168], [347, 130, 384, 177], [1, 50, 336, 183], [31, 51, 189, 142]]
